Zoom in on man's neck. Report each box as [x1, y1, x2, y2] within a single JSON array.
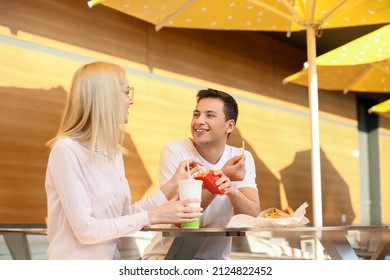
[[192, 139, 226, 164]]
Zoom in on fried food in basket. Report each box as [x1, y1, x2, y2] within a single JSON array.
[[261, 207, 291, 219], [195, 170, 208, 178], [194, 169, 224, 194]]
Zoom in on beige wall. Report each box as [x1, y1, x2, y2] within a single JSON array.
[[0, 0, 389, 225]]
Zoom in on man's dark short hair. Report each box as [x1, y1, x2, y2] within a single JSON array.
[[196, 88, 238, 123]]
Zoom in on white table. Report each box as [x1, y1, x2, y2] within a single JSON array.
[[1, 225, 389, 260], [143, 225, 390, 260], [0, 228, 47, 260]]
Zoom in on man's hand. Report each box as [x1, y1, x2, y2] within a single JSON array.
[[222, 154, 246, 181]]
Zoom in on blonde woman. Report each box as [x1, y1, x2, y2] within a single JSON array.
[[45, 62, 202, 259]]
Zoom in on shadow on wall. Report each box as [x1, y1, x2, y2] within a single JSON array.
[[0, 86, 67, 224], [0, 86, 151, 224], [228, 128, 281, 210], [280, 149, 356, 225], [122, 133, 153, 203], [0, 0, 148, 66], [1, 0, 310, 108]]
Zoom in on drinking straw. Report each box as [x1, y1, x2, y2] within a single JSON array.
[[186, 159, 191, 179]]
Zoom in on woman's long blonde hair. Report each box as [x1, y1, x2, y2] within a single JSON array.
[[48, 61, 127, 159]]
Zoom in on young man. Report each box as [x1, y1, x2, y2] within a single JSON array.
[[142, 88, 259, 260]]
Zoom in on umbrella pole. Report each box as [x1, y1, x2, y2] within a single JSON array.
[[307, 26, 324, 260], [306, 27, 323, 228]]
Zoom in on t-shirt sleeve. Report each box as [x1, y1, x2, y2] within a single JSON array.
[[233, 150, 257, 190], [157, 144, 186, 185]]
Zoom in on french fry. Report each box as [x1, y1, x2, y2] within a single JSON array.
[[242, 140, 245, 155], [262, 208, 291, 219]]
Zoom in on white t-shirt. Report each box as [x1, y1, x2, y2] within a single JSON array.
[[142, 139, 257, 260], [45, 138, 167, 259]]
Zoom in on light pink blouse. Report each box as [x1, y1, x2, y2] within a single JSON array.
[[45, 138, 167, 259]]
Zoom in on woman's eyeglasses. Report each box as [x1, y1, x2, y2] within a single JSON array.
[[123, 87, 134, 101]]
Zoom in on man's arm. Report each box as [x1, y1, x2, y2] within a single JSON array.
[[202, 179, 260, 217], [227, 187, 260, 217], [200, 190, 216, 209], [222, 151, 260, 217]]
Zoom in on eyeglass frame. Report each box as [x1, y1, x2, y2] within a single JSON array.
[[122, 87, 134, 101]]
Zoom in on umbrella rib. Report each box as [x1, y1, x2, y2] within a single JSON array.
[[280, 0, 305, 26], [317, 0, 347, 24], [87, 0, 104, 8], [373, 63, 390, 75], [343, 64, 374, 94], [155, 0, 198, 31], [249, 0, 295, 22], [318, 0, 365, 26], [297, 0, 307, 20], [309, 0, 317, 25], [286, 0, 296, 37]]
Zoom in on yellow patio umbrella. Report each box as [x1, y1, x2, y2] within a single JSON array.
[[284, 24, 390, 94], [88, 0, 390, 227], [369, 99, 390, 118]]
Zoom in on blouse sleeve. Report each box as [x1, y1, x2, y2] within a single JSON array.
[[47, 141, 152, 245], [129, 189, 167, 214]]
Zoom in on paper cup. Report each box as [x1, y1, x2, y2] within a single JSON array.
[[178, 179, 202, 229]]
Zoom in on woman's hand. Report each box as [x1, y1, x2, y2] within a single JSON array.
[[147, 194, 203, 225], [160, 159, 202, 199], [170, 158, 202, 182]]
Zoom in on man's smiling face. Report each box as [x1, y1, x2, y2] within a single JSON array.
[[191, 97, 233, 147]]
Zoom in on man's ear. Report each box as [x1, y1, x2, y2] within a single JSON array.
[[226, 119, 236, 134]]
